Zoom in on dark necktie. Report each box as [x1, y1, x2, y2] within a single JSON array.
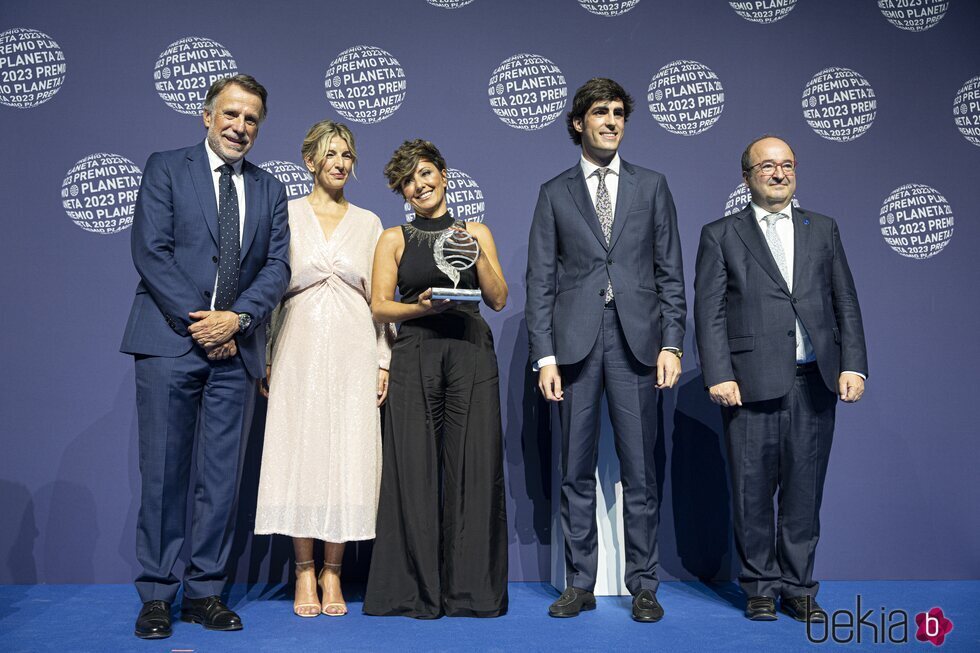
[[215, 164, 240, 310], [593, 167, 614, 303]]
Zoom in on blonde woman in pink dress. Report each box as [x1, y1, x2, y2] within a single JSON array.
[[255, 120, 391, 617]]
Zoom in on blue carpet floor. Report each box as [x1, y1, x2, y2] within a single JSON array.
[[1, 581, 977, 652]]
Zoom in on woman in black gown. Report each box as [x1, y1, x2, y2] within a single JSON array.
[[364, 140, 509, 618]]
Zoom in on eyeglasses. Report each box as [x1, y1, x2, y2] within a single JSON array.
[[745, 160, 797, 177]]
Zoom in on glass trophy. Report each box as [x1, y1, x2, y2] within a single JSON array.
[[431, 228, 482, 301]]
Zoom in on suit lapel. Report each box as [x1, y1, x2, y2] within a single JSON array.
[[565, 166, 607, 249], [608, 160, 636, 251], [240, 162, 261, 260], [791, 206, 810, 292], [732, 205, 791, 296], [188, 143, 219, 246]]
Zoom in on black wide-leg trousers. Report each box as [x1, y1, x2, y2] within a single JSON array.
[[365, 318, 508, 618]]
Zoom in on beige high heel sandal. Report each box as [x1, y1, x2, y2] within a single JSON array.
[[293, 560, 320, 618], [318, 562, 348, 616]]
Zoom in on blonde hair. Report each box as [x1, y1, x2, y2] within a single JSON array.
[[301, 120, 358, 177]]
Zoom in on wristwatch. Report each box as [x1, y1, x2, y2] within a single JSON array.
[[237, 312, 252, 333], [664, 348, 683, 360]]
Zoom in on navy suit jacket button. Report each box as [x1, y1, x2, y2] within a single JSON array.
[[212, 255, 218, 263], [599, 289, 606, 296], [787, 330, 794, 337], [204, 290, 212, 299]]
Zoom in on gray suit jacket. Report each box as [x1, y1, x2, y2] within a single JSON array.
[[525, 160, 686, 367], [694, 205, 868, 402]]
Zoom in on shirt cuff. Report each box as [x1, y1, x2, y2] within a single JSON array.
[[841, 370, 866, 380], [533, 355, 557, 372]]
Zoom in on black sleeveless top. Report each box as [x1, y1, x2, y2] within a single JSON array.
[[398, 213, 479, 307]]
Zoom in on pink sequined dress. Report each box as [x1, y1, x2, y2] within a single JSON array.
[[255, 198, 392, 542]]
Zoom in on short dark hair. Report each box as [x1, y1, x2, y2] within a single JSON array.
[[384, 139, 447, 193], [203, 74, 268, 121], [566, 78, 634, 146], [741, 134, 796, 172]]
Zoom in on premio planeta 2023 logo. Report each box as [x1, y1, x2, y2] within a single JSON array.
[[324, 45, 406, 125], [729, 0, 797, 24], [258, 161, 314, 200], [953, 76, 980, 147], [0, 28, 66, 109], [802, 67, 876, 142], [878, 0, 948, 32], [62, 153, 142, 234], [577, 0, 641, 17], [879, 184, 953, 260], [488, 54, 567, 131], [153, 37, 238, 116], [647, 60, 724, 136]]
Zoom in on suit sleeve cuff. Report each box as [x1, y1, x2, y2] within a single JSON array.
[[533, 355, 557, 372]]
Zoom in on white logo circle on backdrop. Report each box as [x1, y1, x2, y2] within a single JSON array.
[[0, 28, 66, 108], [879, 184, 953, 259], [953, 76, 980, 147], [259, 161, 314, 200], [488, 53, 567, 131], [724, 182, 800, 217], [577, 0, 641, 16], [729, 0, 798, 24], [426, 0, 476, 7], [647, 60, 725, 135], [403, 169, 486, 223], [153, 37, 238, 116], [62, 153, 142, 234], [802, 67, 876, 142], [878, 0, 948, 32], [324, 45, 406, 124]]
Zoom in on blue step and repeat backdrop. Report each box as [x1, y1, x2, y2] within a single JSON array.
[[1, 0, 978, 585]]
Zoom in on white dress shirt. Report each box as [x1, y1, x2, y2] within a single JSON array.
[[750, 202, 865, 379], [580, 152, 621, 216], [204, 140, 246, 311]]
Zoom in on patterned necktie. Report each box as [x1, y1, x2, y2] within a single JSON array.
[[763, 212, 790, 285], [215, 164, 240, 310], [593, 167, 614, 303]]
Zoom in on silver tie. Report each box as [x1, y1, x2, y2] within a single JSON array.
[[594, 167, 614, 303], [763, 212, 790, 284]]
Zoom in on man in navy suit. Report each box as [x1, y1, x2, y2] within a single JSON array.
[[526, 78, 686, 622], [120, 74, 290, 639], [694, 136, 867, 623]]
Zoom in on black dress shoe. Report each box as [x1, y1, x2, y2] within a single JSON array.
[[548, 587, 596, 618], [135, 600, 172, 639], [781, 595, 826, 623], [631, 589, 664, 623], [745, 596, 777, 621], [180, 595, 243, 631]]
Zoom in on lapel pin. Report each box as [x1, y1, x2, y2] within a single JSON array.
[[803, 218, 809, 225]]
